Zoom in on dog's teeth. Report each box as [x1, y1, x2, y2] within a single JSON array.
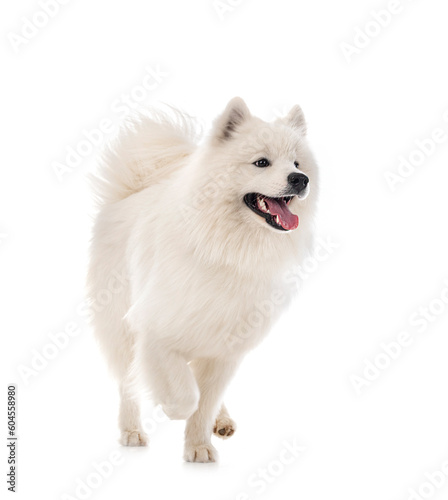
[[257, 196, 268, 213]]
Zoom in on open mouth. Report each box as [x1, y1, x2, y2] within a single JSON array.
[[243, 193, 299, 231]]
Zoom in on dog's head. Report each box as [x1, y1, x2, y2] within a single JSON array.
[[202, 97, 318, 234]]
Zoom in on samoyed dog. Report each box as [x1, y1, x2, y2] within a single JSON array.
[[88, 97, 318, 462]]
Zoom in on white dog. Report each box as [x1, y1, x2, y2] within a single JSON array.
[[88, 97, 318, 462]]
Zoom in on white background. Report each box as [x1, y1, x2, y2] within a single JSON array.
[[2, 0, 448, 499]]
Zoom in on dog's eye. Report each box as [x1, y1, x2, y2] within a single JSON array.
[[294, 161, 300, 168], [253, 158, 270, 168]]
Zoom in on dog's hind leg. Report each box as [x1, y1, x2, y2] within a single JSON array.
[[93, 321, 148, 446], [113, 334, 148, 446], [119, 377, 148, 446], [213, 403, 236, 439]]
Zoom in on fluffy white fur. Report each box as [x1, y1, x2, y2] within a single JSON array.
[[87, 97, 318, 462]]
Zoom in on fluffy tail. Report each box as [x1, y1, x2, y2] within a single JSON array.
[[91, 108, 200, 206]]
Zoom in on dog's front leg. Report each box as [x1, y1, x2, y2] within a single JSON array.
[[141, 344, 200, 420], [183, 356, 241, 463]]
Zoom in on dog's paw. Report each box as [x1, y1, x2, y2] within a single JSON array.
[[120, 430, 149, 447], [184, 443, 218, 463], [213, 415, 236, 439]]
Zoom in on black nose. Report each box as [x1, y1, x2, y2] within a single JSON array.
[[287, 173, 309, 193]]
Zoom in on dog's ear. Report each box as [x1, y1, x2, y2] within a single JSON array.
[[213, 97, 251, 141], [283, 105, 307, 136]]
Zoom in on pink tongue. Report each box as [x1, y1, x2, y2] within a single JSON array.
[[264, 197, 299, 230]]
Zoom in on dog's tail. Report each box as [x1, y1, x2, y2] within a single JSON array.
[[91, 108, 200, 206]]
